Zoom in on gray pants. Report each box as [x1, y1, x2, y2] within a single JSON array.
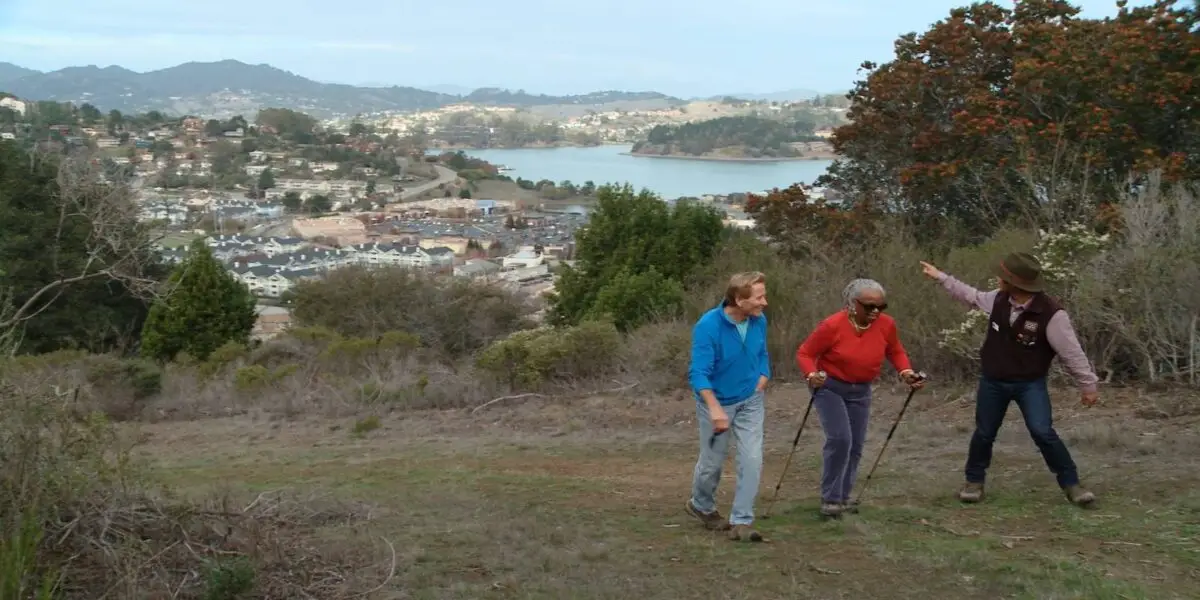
[[813, 377, 873, 503]]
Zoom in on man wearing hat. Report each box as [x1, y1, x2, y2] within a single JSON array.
[[920, 253, 1099, 507]]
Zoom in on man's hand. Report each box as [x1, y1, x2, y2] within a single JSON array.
[[920, 261, 944, 281], [1081, 390, 1099, 407], [755, 375, 768, 394], [710, 405, 730, 434], [806, 371, 827, 389]]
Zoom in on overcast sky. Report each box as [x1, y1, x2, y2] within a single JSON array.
[[0, 0, 1148, 96]]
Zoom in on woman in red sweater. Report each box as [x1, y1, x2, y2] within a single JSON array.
[[796, 278, 924, 517]]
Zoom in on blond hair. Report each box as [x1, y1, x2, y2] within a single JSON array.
[[724, 271, 766, 305]]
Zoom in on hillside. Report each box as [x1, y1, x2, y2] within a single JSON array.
[[0, 60, 685, 119], [629, 114, 826, 160]]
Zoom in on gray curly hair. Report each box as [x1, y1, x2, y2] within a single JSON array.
[[843, 278, 886, 310]]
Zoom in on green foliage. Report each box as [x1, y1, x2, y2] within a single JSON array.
[[634, 115, 818, 157], [476, 320, 621, 390], [254, 108, 317, 143], [232, 365, 271, 390], [140, 240, 257, 363], [351, 415, 381, 438], [588, 266, 685, 332], [548, 185, 724, 331], [256, 168, 275, 190], [201, 555, 255, 600], [0, 143, 163, 354], [197, 341, 251, 378], [0, 506, 57, 600], [281, 191, 302, 212]]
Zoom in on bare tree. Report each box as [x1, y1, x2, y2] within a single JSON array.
[[0, 148, 167, 349]]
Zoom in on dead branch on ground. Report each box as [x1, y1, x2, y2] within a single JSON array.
[[472, 380, 639, 414]]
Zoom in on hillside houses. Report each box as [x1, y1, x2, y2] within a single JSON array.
[[160, 234, 457, 299], [265, 178, 368, 200]]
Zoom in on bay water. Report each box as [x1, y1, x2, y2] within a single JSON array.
[[440, 145, 834, 200]]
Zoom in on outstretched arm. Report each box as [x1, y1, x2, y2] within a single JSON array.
[[921, 261, 999, 314]]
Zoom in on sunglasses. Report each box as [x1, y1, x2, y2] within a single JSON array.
[[857, 300, 888, 312]]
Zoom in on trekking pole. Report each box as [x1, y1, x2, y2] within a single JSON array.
[[762, 372, 824, 519], [852, 371, 928, 507]]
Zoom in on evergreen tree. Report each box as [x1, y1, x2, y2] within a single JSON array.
[[257, 168, 275, 190], [140, 239, 257, 362]]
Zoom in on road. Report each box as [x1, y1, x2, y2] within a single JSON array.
[[398, 165, 458, 201]]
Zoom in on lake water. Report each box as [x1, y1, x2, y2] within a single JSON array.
[[438, 145, 834, 199]]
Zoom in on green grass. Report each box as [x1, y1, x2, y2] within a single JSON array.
[[137, 399, 1200, 599], [156, 231, 204, 249]]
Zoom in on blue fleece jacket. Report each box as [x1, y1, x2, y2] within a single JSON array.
[[688, 302, 771, 406]]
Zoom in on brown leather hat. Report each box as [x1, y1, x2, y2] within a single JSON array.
[[996, 252, 1045, 293]]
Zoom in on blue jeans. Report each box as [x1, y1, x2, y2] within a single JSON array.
[[965, 376, 1080, 487], [690, 391, 765, 526], [813, 377, 872, 504]]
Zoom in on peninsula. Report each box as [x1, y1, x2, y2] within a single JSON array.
[[628, 115, 833, 161]]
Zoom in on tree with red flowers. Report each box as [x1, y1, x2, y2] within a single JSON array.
[[789, 0, 1200, 245]]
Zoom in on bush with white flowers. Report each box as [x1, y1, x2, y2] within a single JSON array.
[[937, 222, 1110, 361]]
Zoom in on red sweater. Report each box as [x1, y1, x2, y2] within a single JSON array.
[[796, 311, 913, 384]]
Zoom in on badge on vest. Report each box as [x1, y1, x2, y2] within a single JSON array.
[[1016, 320, 1038, 346]]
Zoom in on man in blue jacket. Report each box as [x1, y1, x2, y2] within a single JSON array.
[[685, 271, 771, 542]]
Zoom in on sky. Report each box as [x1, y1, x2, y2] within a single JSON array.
[[0, 0, 1152, 97]]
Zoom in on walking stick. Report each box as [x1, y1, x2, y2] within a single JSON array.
[[762, 372, 824, 519], [852, 371, 928, 507]]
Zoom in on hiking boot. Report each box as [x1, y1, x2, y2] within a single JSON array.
[[957, 482, 985, 503], [728, 524, 766, 542], [685, 499, 731, 531], [1063, 485, 1096, 507], [819, 502, 844, 518], [841, 499, 860, 514]]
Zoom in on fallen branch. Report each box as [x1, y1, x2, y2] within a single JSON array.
[[809, 564, 842, 575], [471, 392, 547, 414], [918, 518, 978, 537], [346, 536, 398, 599], [471, 381, 639, 414]]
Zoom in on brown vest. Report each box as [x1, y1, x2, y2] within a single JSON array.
[[979, 291, 1063, 381]]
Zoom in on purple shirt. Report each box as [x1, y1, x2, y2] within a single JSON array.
[[936, 273, 1098, 393]]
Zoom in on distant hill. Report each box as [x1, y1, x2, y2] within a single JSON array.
[[0, 60, 686, 119], [0, 62, 39, 82], [705, 89, 823, 103]]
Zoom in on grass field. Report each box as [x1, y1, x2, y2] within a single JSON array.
[[135, 382, 1200, 599], [155, 230, 204, 248]]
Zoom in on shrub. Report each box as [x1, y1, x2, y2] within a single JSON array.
[[290, 266, 533, 359], [477, 320, 622, 390], [4, 350, 164, 421]]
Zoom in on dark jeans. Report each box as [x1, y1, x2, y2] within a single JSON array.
[[813, 377, 872, 503], [965, 376, 1080, 488]]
